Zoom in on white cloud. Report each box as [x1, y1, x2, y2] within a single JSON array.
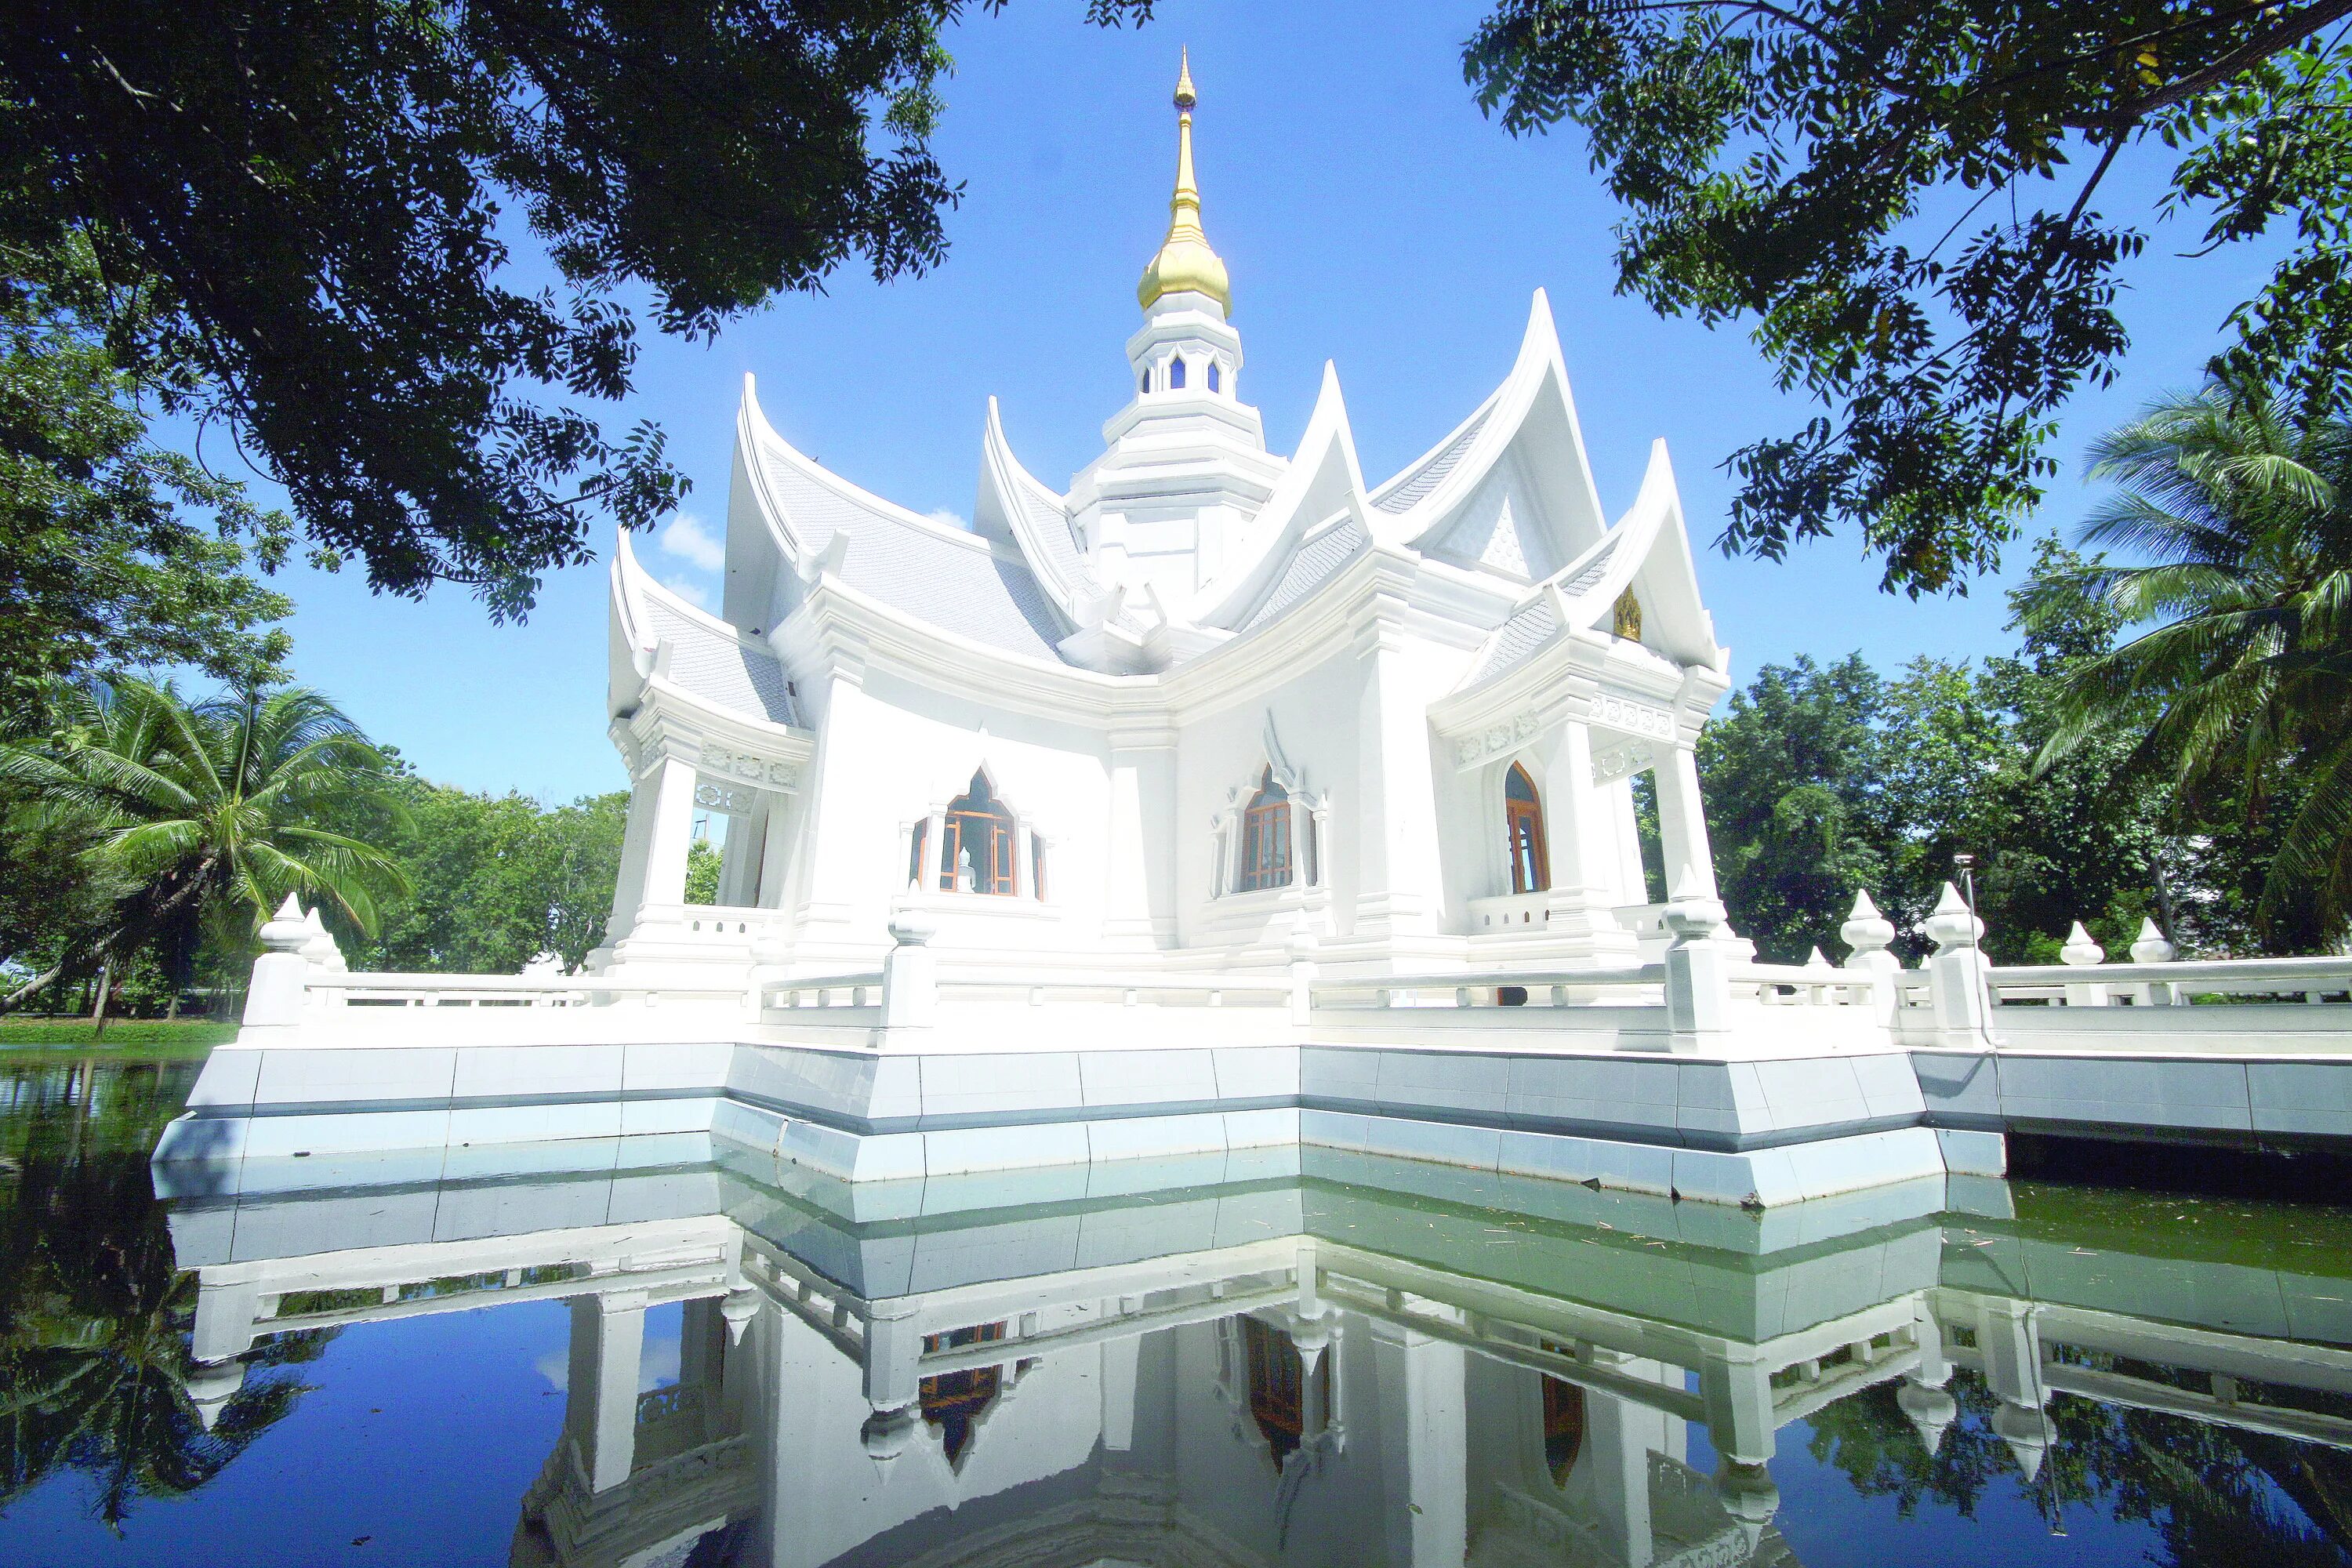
[[927, 508, 965, 532], [658, 511, 726, 572], [660, 575, 711, 609]]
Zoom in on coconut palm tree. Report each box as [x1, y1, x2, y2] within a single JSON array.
[[0, 678, 410, 1009], [2035, 380, 2352, 946]]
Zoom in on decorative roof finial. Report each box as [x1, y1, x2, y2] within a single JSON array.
[[1138, 49, 1232, 316]]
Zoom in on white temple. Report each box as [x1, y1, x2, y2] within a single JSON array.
[[592, 55, 1732, 983]]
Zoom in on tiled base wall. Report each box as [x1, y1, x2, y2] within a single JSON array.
[[160, 1036, 2352, 1207]]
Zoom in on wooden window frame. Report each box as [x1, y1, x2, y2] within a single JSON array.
[[1505, 762, 1550, 895], [938, 771, 1018, 896], [1238, 768, 1294, 893]]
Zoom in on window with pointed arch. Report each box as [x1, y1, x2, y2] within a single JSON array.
[[1170, 355, 1187, 390], [1243, 1316, 1307, 1470], [1239, 768, 1294, 892], [1541, 1376, 1587, 1485], [920, 1322, 1007, 1465], [1505, 762, 1550, 895], [940, 770, 1017, 895], [1207, 360, 1222, 393], [1141, 368, 1151, 396]]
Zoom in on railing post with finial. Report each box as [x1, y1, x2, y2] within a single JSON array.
[[1840, 890, 1900, 1026], [2060, 920, 2108, 1008], [2129, 917, 2177, 1006], [1923, 883, 1992, 1044], [878, 907, 938, 1046], [1662, 872, 1731, 1052], [243, 894, 314, 1029]]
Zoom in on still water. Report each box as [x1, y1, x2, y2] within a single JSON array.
[[5, 1062, 2352, 1567]]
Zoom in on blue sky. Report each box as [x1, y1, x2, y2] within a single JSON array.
[[231, 0, 2281, 802]]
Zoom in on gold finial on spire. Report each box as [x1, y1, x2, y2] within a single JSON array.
[[1138, 49, 1231, 316]]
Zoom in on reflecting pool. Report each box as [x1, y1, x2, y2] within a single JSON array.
[[5, 1061, 2352, 1566]]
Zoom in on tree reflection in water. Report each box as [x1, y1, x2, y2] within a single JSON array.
[[1809, 1367, 2352, 1566], [0, 1062, 328, 1528]]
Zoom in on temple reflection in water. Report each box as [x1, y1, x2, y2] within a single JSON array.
[[157, 1138, 2352, 1568]]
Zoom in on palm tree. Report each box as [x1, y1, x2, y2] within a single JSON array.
[[2035, 381, 2352, 946], [0, 678, 411, 1010]]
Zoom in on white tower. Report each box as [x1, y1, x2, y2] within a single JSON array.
[[1069, 51, 1285, 609]]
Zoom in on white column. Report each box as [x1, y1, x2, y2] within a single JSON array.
[[1105, 731, 1175, 947], [1653, 743, 1718, 899], [716, 799, 768, 907], [1370, 1323, 1467, 1567], [1532, 724, 1639, 960], [1585, 1385, 1659, 1568], [1699, 1348, 1777, 1465], [567, 1293, 647, 1493], [610, 750, 700, 945], [1354, 637, 1444, 941], [756, 789, 797, 909], [680, 1297, 727, 1400], [1100, 1334, 1140, 1452], [920, 808, 948, 892]]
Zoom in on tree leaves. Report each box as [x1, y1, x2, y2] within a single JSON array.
[[1463, 0, 2352, 593], [0, 2, 1152, 617]]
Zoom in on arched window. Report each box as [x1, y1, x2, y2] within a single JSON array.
[[920, 1322, 1006, 1465], [1239, 768, 1294, 892], [1541, 1377, 1587, 1485], [1243, 1317, 1305, 1470], [1170, 356, 1187, 390], [1505, 763, 1549, 895], [1141, 368, 1151, 396], [1207, 360, 1221, 393], [941, 770, 1017, 895]]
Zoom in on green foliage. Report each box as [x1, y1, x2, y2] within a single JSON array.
[[2034, 379, 2352, 945], [1700, 540, 2174, 961], [332, 779, 628, 974], [0, 679, 409, 1007], [0, 236, 292, 728], [684, 835, 723, 906], [0, 1062, 328, 1526], [0, 0, 1152, 620], [1463, 0, 2352, 594], [1808, 1365, 2352, 1563]]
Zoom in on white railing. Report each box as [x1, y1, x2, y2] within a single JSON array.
[[308, 972, 749, 1008], [1733, 962, 1884, 1007], [942, 971, 1291, 1008], [764, 973, 885, 1010], [762, 970, 1290, 1013], [1987, 954, 2352, 1008], [1312, 967, 1664, 1010]]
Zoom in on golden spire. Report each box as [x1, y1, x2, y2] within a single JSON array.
[[1138, 48, 1232, 315]]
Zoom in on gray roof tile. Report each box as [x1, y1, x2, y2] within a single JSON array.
[[1374, 405, 1494, 514], [764, 450, 1069, 663], [645, 598, 800, 726], [1240, 518, 1368, 632]]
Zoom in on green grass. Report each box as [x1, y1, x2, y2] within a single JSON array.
[[0, 1018, 234, 1063]]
